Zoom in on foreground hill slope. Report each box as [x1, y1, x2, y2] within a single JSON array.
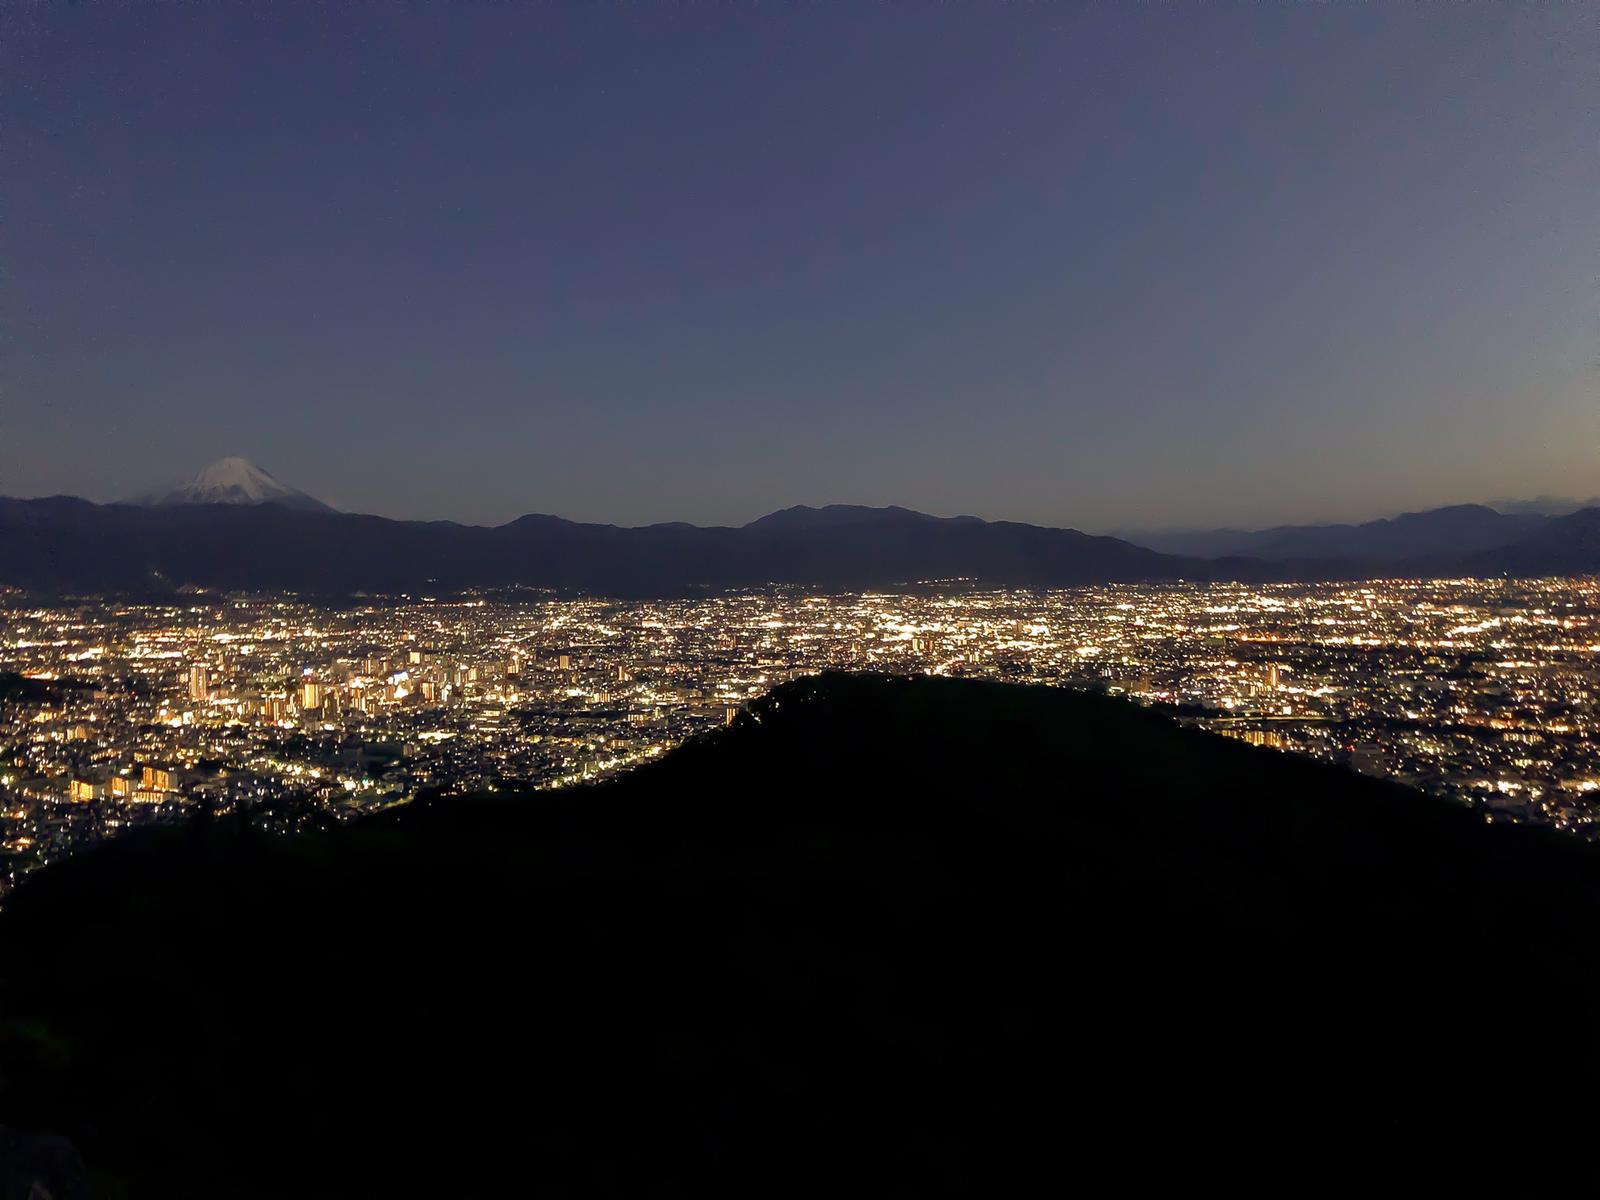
[[5, 674, 1600, 1194]]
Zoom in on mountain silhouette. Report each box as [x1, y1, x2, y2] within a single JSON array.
[[742, 503, 983, 530], [3, 494, 1598, 595], [4, 673, 1600, 1194], [0, 497, 1250, 594], [1468, 504, 1600, 576], [1130, 502, 1552, 560], [126, 457, 334, 512]]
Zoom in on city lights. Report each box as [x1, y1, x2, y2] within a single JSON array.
[[4, 576, 1600, 892]]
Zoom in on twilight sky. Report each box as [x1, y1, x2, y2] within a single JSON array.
[[3, 3, 1596, 531]]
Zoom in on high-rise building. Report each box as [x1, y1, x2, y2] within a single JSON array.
[[188, 663, 209, 703], [300, 679, 322, 711], [141, 765, 176, 793]]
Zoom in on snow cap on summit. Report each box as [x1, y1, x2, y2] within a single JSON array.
[[127, 458, 334, 512]]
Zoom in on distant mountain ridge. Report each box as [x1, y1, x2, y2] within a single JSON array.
[[1466, 506, 1600, 577], [127, 457, 333, 513], [1129, 503, 1555, 561], [0, 496, 1239, 595], [744, 504, 984, 531], [1, 490, 1597, 595]]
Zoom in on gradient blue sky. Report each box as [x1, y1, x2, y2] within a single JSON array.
[[4, 3, 1596, 531]]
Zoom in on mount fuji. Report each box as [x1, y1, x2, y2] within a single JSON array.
[[127, 457, 334, 512]]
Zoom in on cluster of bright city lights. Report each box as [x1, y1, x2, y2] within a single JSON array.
[[3, 576, 1600, 890]]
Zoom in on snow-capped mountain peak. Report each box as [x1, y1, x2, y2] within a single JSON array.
[[128, 457, 334, 511]]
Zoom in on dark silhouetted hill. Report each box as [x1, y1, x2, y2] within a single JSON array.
[[0, 672, 95, 705], [4, 674, 1600, 1195]]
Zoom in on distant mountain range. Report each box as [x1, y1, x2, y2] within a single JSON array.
[[0, 496, 1244, 595], [1126, 503, 1558, 561], [1, 458, 1595, 594]]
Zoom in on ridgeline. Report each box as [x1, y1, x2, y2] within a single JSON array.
[[4, 673, 1600, 1194]]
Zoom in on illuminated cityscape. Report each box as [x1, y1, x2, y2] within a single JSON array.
[[4, 576, 1600, 891]]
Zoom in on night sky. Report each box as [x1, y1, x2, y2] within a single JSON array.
[[4, 3, 1595, 531]]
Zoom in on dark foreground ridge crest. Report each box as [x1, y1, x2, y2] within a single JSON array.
[[5, 673, 1600, 1193]]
